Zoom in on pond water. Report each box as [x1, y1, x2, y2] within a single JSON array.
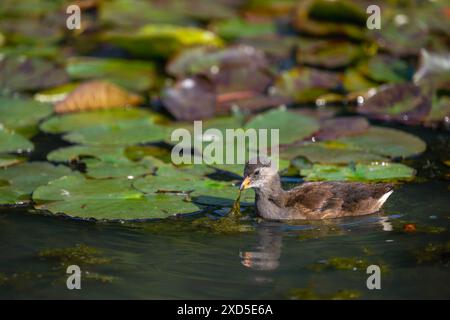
[[1, 125, 449, 299]]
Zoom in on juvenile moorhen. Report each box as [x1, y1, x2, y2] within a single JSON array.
[[240, 158, 394, 220]]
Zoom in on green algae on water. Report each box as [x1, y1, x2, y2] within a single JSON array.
[[287, 287, 361, 300], [37, 244, 111, 268]]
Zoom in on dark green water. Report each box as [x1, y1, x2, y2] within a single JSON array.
[[0, 125, 449, 299]]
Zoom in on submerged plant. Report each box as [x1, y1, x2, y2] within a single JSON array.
[[37, 244, 111, 268]]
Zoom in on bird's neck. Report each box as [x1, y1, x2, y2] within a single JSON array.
[[254, 175, 286, 207]]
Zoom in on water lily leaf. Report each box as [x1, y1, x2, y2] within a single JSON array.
[[337, 126, 426, 158], [426, 96, 450, 126], [0, 127, 33, 153], [47, 145, 129, 164], [161, 76, 217, 121], [0, 155, 24, 168], [33, 175, 199, 220], [210, 18, 276, 41], [292, 1, 366, 40], [274, 67, 341, 102], [0, 162, 74, 205], [297, 39, 363, 69], [54, 81, 143, 113], [357, 84, 432, 125], [343, 69, 377, 92], [314, 117, 370, 141], [84, 158, 155, 179], [133, 174, 254, 206], [34, 83, 79, 104], [284, 142, 387, 164], [301, 162, 415, 182], [66, 57, 156, 92], [62, 119, 170, 146], [0, 97, 52, 135], [0, 56, 68, 92], [40, 108, 160, 134], [245, 108, 320, 145], [102, 24, 223, 59], [359, 55, 411, 83]]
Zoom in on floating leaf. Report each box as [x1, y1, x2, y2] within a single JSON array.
[[297, 39, 363, 69], [0, 127, 33, 153], [245, 108, 319, 145], [359, 54, 411, 83], [314, 117, 370, 141], [33, 175, 199, 220], [426, 96, 450, 127], [285, 141, 387, 164], [301, 162, 415, 182], [0, 155, 24, 167], [102, 24, 223, 59], [275, 67, 341, 102], [161, 76, 217, 121], [0, 56, 68, 92], [343, 69, 377, 92], [54, 81, 142, 113], [34, 83, 79, 104], [47, 145, 129, 164], [40, 108, 161, 134], [66, 57, 156, 92], [0, 97, 52, 135], [0, 162, 74, 205], [62, 119, 170, 146], [83, 158, 155, 179], [210, 18, 276, 41], [337, 126, 426, 158]]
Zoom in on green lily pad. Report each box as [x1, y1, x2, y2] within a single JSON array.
[[0, 162, 74, 205], [102, 24, 223, 59], [40, 108, 161, 134], [245, 108, 319, 145], [83, 158, 156, 179], [0, 155, 24, 167], [0, 56, 68, 92], [47, 145, 129, 164], [283, 142, 388, 163], [343, 69, 377, 92], [33, 175, 199, 220], [34, 83, 79, 104], [0, 97, 52, 135], [301, 162, 415, 182], [359, 55, 411, 83], [133, 174, 254, 206], [337, 126, 426, 158], [274, 67, 341, 103], [210, 18, 276, 41], [0, 127, 33, 153], [66, 57, 156, 92], [63, 119, 170, 147]]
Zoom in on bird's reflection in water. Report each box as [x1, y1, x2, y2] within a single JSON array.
[[239, 222, 283, 271], [239, 213, 398, 272]]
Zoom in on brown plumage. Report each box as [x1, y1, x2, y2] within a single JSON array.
[[240, 157, 394, 220]]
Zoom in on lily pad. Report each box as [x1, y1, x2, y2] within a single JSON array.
[[285, 142, 387, 164], [0, 96, 52, 136], [337, 126, 426, 158], [210, 18, 276, 41], [63, 119, 170, 147], [83, 158, 156, 179], [0, 127, 33, 153], [32, 175, 199, 220], [0, 56, 68, 92], [359, 55, 411, 83], [0, 162, 74, 205], [41, 108, 162, 134], [0, 155, 24, 167], [275, 67, 341, 103], [47, 145, 129, 164], [245, 108, 320, 145], [102, 24, 223, 59], [133, 174, 254, 206], [66, 57, 156, 92], [301, 162, 415, 182]]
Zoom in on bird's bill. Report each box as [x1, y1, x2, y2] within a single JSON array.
[[240, 176, 252, 190]]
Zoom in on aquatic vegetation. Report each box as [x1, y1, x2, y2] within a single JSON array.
[[415, 242, 450, 265], [308, 256, 389, 273], [54, 81, 143, 113], [287, 287, 361, 300], [0, 127, 34, 154], [37, 244, 111, 268]]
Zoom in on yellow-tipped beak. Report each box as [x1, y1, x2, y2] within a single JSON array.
[[240, 177, 251, 190]]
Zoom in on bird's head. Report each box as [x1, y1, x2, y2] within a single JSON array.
[[240, 157, 279, 191]]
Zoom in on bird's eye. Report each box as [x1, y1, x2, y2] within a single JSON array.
[[254, 169, 260, 176]]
